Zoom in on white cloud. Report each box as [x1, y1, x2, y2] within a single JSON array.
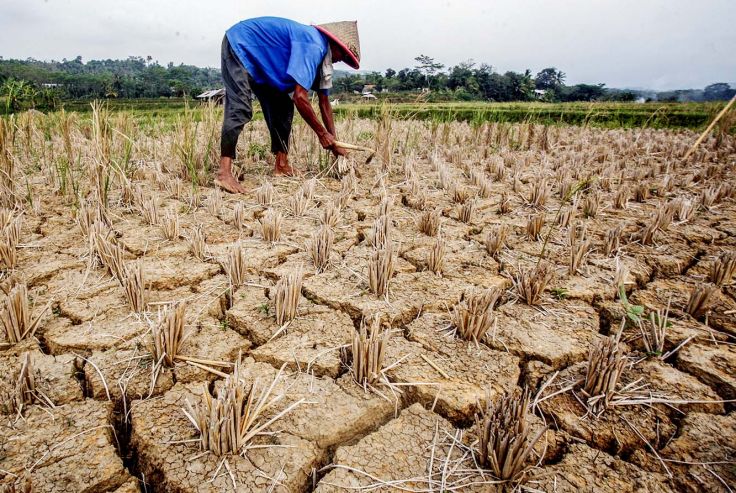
[[1, 0, 734, 90]]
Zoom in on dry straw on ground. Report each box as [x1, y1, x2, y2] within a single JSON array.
[[710, 251, 735, 286], [368, 244, 395, 297], [451, 288, 501, 343], [581, 336, 627, 415], [183, 357, 304, 456], [418, 208, 441, 237], [309, 225, 334, 273], [256, 181, 274, 207], [513, 262, 554, 306], [224, 244, 247, 289], [526, 214, 545, 241], [485, 224, 508, 258], [1, 284, 48, 345], [346, 320, 390, 387], [123, 262, 146, 313], [684, 283, 717, 318], [151, 303, 187, 368], [260, 209, 283, 243], [188, 225, 206, 260], [475, 388, 546, 483], [274, 266, 304, 326], [427, 235, 445, 275]]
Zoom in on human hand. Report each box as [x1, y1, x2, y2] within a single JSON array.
[[318, 131, 336, 150]]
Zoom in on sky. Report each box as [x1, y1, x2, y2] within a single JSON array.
[[1, 0, 734, 91]]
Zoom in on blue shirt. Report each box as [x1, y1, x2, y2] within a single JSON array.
[[226, 17, 329, 93]]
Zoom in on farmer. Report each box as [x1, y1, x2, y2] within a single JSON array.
[[216, 17, 361, 193]]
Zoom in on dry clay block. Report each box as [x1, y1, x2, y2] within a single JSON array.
[[130, 382, 324, 492], [525, 443, 674, 493], [0, 400, 130, 493], [316, 403, 492, 493], [396, 314, 520, 424], [489, 299, 600, 368], [0, 350, 83, 411]]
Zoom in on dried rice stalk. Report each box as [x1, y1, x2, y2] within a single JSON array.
[[582, 193, 599, 218], [526, 214, 545, 241], [418, 208, 441, 237], [633, 183, 650, 203], [160, 211, 180, 240], [346, 319, 390, 387], [603, 226, 622, 256], [684, 283, 717, 318], [140, 196, 159, 225], [613, 188, 629, 210], [274, 266, 303, 326], [557, 205, 575, 229], [581, 337, 626, 414], [458, 200, 475, 224], [1, 285, 46, 344], [568, 224, 591, 275], [290, 189, 309, 217], [123, 262, 146, 313], [700, 186, 718, 210], [207, 188, 223, 216], [710, 251, 736, 286], [224, 244, 247, 289], [497, 191, 511, 214], [308, 226, 333, 273], [478, 178, 492, 199], [302, 178, 317, 202], [368, 244, 395, 297], [92, 232, 126, 283], [0, 352, 36, 415], [233, 202, 245, 231], [451, 186, 469, 204], [260, 209, 283, 243], [476, 388, 545, 483], [528, 178, 549, 208], [256, 181, 274, 207], [183, 356, 303, 456], [427, 235, 445, 275], [485, 225, 508, 258], [77, 199, 104, 237], [320, 201, 341, 228], [674, 197, 695, 222], [452, 288, 501, 342], [639, 300, 670, 357], [188, 225, 206, 260], [152, 303, 186, 367], [369, 214, 391, 249], [513, 262, 554, 306]]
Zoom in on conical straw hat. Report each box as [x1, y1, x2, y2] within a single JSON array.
[[314, 21, 361, 69]]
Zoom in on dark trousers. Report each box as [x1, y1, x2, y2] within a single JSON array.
[[220, 36, 295, 158]]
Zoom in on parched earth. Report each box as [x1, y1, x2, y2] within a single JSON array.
[[1, 113, 735, 492]]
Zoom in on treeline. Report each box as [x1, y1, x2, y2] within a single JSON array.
[[334, 55, 736, 103], [0, 56, 220, 111], [1, 54, 734, 114]]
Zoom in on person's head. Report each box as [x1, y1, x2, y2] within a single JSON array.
[[314, 21, 361, 70]]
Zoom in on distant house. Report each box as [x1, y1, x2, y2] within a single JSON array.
[[361, 84, 376, 95], [534, 89, 547, 99], [196, 88, 225, 104], [362, 93, 377, 100]]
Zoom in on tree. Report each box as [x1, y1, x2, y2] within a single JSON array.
[[414, 55, 444, 76], [703, 83, 735, 101], [535, 67, 566, 90]]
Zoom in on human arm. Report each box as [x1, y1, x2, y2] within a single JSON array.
[[292, 85, 347, 156]]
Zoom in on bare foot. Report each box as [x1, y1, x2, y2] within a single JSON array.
[[214, 172, 246, 194], [274, 163, 299, 177]]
